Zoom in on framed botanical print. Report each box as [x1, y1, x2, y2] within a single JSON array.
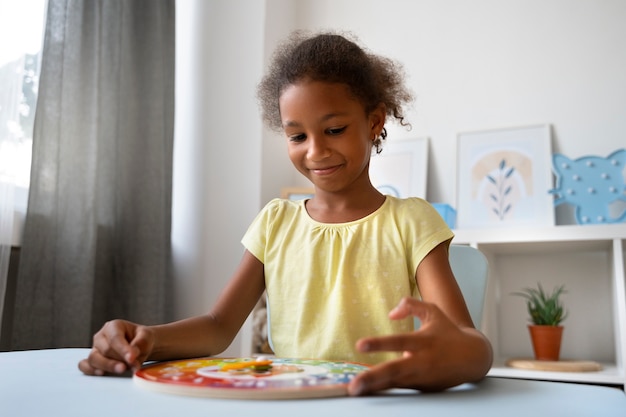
[[456, 125, 554, 229]]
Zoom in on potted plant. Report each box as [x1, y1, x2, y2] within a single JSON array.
[[513, 283, 567, 361]]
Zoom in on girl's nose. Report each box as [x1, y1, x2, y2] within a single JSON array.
[[307, 135, 331, 161]]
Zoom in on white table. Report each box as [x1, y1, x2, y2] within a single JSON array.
[[1, 348, 624, 417]]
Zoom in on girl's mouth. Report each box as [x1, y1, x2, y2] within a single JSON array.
[[310, 165, 340, 176]]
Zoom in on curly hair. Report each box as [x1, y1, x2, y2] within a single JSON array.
[[256, 30, 413, 153]]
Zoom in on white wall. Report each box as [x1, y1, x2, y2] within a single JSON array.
[[260, 1, 301, 206], [173, 0, 626, 356], [172, 0, 264, 356], [263, 0, 626, 208]]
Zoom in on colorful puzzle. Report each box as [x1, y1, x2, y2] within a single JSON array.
[[134, 357, 370, 400]]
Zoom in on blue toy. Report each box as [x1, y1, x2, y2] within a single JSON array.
[[550, 149, 626, 225]]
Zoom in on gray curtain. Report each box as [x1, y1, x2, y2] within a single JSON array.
[[9, 0, 175, 350]]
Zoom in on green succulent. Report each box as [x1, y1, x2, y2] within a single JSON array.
[[513, 283, 568, 326]]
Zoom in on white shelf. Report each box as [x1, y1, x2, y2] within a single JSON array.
[[488, 362, 623, 385], [452, 224, 626, 390], [453, 223, 626, 246]]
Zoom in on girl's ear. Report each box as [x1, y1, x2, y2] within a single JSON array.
[[369, 103, 387, 138]]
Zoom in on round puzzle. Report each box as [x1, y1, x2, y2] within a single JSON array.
[[134, 357, 370, 400]]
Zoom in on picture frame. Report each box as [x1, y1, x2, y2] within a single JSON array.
[[280, 187, 315, 201], [456, 124, 554, 229], [369, 137, 429, 198]]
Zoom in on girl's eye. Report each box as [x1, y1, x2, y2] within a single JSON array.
[[327, 126, 346, 135], [288, 133, 306, 142]]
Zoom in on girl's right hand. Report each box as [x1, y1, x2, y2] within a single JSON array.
[[78, 319, 155, 376]]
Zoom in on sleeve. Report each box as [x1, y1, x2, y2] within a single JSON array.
[[241, 198, 284, 264], [404, 198, 455, 274]]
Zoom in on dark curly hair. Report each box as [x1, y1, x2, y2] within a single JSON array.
[[257, 30, 413, 153]]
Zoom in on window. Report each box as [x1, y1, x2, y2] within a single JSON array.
[[0, 1, 46, 245]]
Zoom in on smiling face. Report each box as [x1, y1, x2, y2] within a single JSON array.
[[279, 80, 385, 195]]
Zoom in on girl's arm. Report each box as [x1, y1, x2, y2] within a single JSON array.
[[78, 250, 265, 375], [148, 250, 266, 361], [415, 241, 477, 329], [348, 242, 493, 395]]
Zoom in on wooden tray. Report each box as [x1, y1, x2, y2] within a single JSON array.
[[506, 358, 603, 372], [134, 357, 369, 400]]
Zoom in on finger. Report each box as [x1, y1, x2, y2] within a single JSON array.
[[126, 327, 154, 369], [348, 358, 410, 396], [356, 332, 423, 354], [78, 358, 102, 376], [89, 321, 138, 374], [93, 321, 138, 366], [110, 329, 136, 359], [80, 348, 129, 375], [388, 297, 430, 320], [123, 344, 142, 370]]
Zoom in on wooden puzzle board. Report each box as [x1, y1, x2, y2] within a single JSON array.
[[134, 357, 370, 400]]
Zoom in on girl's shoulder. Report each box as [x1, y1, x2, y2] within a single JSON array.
[[258, 197, 306, 219], [383, 196, 448, 229], [385, 195, 437, 213], [263, 197, 304, 209]]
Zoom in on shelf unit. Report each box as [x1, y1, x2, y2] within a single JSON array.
[[452, 223, 626, 390]]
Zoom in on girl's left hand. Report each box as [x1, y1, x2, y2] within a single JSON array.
[[347, 297, 492, 396]]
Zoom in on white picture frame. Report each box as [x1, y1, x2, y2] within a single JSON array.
[[369, 137, 429, 198], [456, 125, 554, 229]]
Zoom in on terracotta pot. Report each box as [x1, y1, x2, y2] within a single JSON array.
[[528, 325, 564, 361]]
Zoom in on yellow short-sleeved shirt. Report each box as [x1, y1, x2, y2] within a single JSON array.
[[242, 196, 454, 364]]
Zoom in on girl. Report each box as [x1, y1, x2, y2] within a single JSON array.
[[79, 31, 492, 396]]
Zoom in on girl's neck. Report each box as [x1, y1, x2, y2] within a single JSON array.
[[304, 185, 386, 223]]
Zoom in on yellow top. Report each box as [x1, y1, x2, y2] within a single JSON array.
[[242, 196, 454, 364]]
